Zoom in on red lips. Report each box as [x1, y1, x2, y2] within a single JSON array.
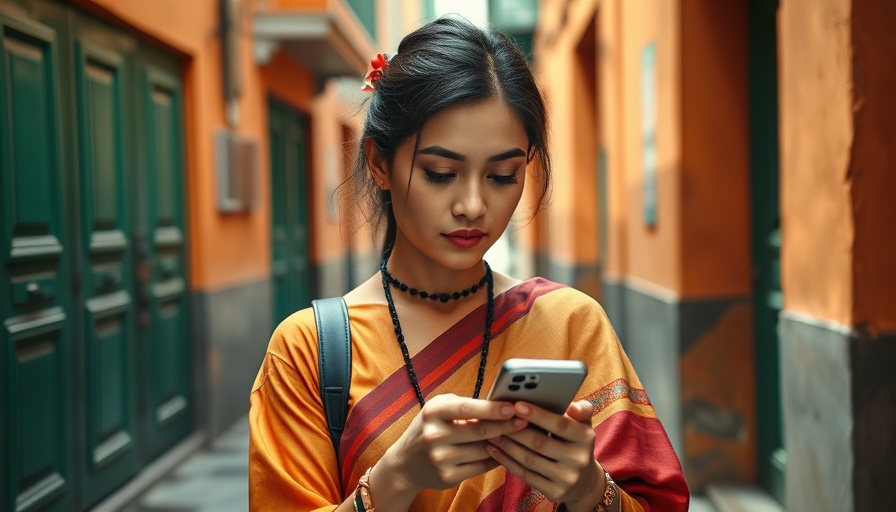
[[443, 230, 485, 249]]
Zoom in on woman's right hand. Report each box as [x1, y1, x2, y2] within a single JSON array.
[[368, 393, 527, 508]]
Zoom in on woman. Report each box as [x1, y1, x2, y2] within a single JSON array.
[[249, 16, 689, 512]]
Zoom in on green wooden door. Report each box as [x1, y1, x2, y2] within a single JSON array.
[[137, 57, 191, 458], [269, 99, 312, 325], [749, 0, 785, 503], [71, 15, 142, 504], [1, 3, 190, 510], [0, 11, 75, 512]]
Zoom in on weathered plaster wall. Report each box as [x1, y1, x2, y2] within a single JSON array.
[[779, 0, 854, 326], [620, 0, 681, 294], [850, 0, 896, 332], [680, 0, 751, 298]]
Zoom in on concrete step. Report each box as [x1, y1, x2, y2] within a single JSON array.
[[706, 485, 785, 512]]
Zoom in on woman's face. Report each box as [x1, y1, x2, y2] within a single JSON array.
[[381, 97, 529, 271]]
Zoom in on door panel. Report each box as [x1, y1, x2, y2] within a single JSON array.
[[270, 111, 287, 289], [74, 32, 140, 503], [269, 99, 311, 325], [140, 65, 191, 456], [7, 311, 68, 512], [1, 12, 73, 512], [285, 119, 310, 288]]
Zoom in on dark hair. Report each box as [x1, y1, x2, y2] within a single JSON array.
[[350, 16, 552, 258]]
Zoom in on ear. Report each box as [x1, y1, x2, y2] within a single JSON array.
[[364, 138, 390, 190]]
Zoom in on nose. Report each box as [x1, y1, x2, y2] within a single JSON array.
[[451, 180, 487, 220]]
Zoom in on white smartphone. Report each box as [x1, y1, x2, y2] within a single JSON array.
[[485, 358, 588, 414]]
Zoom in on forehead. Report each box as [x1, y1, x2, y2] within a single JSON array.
[[417, 98, 528, 154]]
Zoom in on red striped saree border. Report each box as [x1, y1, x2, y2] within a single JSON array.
[[339, 278, 565, 483], [476, 411, 686, 512]]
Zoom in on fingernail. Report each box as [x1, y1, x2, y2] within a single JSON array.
[[501, 405, 514, 416], [516, 403, 531, 416], [513, 418, 527, 429]]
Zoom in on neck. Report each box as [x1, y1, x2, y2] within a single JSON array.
[[385, 248, 487, 297]]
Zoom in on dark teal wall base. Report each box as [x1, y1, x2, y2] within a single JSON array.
[[612, 283, 684, 457], [191, 279, 272, 438], [600, 278, 626, 343], [600, 278, 750, 463], [188, 252, 377, 440], [852, 328, 896, 512], [546, 258, 577, 287], [780, 313, 896, 512], [545, 258, 603, 301]]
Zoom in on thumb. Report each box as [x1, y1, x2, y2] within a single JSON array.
[[566, 399, 594, 424]]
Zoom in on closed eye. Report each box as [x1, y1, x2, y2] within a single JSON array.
[[489, 173, 519, 185], [423, 169, 455, 183]]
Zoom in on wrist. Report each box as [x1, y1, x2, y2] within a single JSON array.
[[355, 467, 375, 511], [563, 467, 618, 512], [363, 455, 417, 511], [595, 470, 618, 512]]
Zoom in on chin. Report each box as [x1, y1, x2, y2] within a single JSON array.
[[433, 252, 489, 271]]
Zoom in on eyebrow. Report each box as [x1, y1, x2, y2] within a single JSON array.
[[417, 146, 527, 163]]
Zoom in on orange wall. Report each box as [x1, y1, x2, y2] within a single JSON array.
[[532, 0, 682, 292], [850, 0, 896, 332], [261, 51, 315, 116], [310, 82, 365, 262], [780, 0, 896, 331], [779, 0, 854, 326], [599, 0, 628, 279], [679, 0, 751, 297], [571, 17, 600, 267], [532, 0, 601, 270], [79, 0, 213, 55], [537, 0, 754, 300], [620, 0, 681, 293]]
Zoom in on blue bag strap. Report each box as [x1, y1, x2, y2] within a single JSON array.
[[312, 297, 352, 452]]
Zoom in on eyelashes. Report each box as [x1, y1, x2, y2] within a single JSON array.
[[422, 169, 519, 185], [423, 169, 453, 184], [490, 174, 519, 185]]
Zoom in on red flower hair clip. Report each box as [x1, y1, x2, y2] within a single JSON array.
[[362, 53, 389, 92]]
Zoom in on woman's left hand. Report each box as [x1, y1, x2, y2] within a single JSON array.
[[486, 399, 607, 511]]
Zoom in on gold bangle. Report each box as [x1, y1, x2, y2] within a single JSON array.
[[595, 471, 617, 512], [355, 466, 376, 511]]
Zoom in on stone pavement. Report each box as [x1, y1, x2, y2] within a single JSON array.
[[117, 415, 716, 511], [121, 418, 250, 512]]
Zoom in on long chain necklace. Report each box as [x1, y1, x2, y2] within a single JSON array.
[[380, 259, 495, 408]]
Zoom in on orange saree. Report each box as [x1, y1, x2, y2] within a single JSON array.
[[249, 278, 689, 511]]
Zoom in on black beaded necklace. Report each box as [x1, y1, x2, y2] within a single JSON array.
[[380, 259, 495, 408], [381, 263, 489, 303]]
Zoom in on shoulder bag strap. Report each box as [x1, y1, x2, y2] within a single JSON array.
[[312, 297, 352, 453]]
